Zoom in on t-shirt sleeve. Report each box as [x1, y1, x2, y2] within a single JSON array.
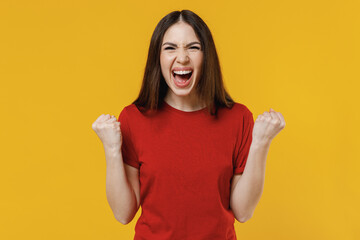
[[233, 108, 254, 174], [118, 108, 140, 169]]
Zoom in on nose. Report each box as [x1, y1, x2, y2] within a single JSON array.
[[176, 48, 189, 64]]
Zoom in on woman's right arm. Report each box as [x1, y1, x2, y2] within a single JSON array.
[[92, 114, 140, 225], [104, 146, 140, 225]]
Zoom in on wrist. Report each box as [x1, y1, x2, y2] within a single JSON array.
[[251, 139, 271, 149], [103, 144, 122, 155]]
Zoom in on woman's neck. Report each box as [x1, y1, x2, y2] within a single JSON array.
[[164, 91, 206, 112]]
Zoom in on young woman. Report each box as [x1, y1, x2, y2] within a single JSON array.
[[92, 10, 285, 240]]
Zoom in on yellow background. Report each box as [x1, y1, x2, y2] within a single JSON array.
[[1, 0, 359, 239]]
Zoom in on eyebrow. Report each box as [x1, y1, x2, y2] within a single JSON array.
[[162, 41, 201, 47]]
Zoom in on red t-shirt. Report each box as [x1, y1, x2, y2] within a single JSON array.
[[117, 100, 254, 240]]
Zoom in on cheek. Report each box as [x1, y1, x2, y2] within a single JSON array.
[[194, 55, 203, 69], [159, 56, 167, 74], [160, 56, 172, 80], [160, 54, 165, 68], [160, 54, 174, 69]]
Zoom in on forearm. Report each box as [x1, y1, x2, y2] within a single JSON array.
[[104, 146, 137, 224], [230, 140, 270, 222]]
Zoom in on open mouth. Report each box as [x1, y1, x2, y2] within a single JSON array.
[[172, 70, 193, 82]]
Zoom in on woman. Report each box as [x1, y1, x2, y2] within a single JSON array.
[[92, 10, 285, 240]]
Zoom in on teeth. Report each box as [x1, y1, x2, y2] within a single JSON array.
[[173, 70, 192, 75]]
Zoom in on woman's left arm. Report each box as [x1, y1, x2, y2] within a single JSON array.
[[230, 108, 286, 223]]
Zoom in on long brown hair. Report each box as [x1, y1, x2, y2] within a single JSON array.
[[132, 10, 235, 116]]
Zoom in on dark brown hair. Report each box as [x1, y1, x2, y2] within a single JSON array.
[[132, 9, 235, 116]]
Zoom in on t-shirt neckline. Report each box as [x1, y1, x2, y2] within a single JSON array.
[[162, 100, 207, 115]]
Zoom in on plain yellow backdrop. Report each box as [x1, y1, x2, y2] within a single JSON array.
[[1, 0, 359, 239]]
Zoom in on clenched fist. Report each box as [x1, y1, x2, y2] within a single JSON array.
[[92, 114, 122, 150], [252, 108, 286, 146]]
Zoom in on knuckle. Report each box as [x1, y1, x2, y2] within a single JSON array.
[[271, 119, 280, 125]]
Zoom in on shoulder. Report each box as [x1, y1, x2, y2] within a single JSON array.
[[228, 102, 253, 117], [229, 103, 254, 131], [216, 102, 253, 127], [118, 104, 138, 121], [118, 103, 152, 125], [120, 103, 142, 115]]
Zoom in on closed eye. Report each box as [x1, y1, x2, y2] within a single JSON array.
[[164, 46, 200, 50]]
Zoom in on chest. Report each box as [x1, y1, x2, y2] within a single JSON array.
[[133, 118, 237, 191]]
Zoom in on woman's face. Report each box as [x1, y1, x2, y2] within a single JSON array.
[[160, 21, 203, 99]]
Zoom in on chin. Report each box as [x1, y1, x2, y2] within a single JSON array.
[[170, 85, 195, 97]]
